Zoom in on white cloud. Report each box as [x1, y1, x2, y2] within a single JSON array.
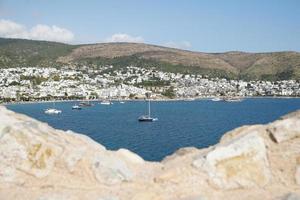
[[0, 19, 74, 43], [164, 41, 192, 50], [104, 33, 144, 43]]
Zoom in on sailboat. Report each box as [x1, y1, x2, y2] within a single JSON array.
[[138, 94, 158, 122], [45, 101, 62, 114]]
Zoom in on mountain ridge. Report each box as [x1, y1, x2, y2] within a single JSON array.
[[0, 37, 300, 80]]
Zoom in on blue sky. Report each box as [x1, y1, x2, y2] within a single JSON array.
[[0, 0, 299, 52]]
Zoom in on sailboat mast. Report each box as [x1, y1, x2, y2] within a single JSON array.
[[148, 98, 151, 117]]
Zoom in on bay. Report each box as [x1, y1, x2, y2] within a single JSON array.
[[6, 98, 300, 161]]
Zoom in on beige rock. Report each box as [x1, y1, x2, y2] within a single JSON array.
[[196, 132, 271, 189], [268, 117, 300, 143], [0, 106, 300, 200], [281, 193, 300, 200], [92, 152, 134, 185], [295, 166, 300, 185]]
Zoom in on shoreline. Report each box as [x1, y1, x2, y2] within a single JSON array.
[[2, 96, 300, 106]]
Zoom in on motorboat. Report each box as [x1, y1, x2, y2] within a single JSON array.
[[100, 100, 113, 105], [45, 108, 62, 114], [211, 97, 222, 102], [224, 97, 244, 102], [45, 101, 62, 114], [72, 105, 82, 110]]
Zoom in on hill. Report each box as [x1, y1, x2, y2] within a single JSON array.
[[0, 37, 300, 80], [0, 38, 76, 67]]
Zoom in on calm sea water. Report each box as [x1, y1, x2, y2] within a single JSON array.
[[6, 98, 300, 161]]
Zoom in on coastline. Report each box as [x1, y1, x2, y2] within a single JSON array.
[[2, 95, 300, 106]]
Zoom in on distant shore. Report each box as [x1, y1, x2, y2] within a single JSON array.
[[2, 96, 300, 106]]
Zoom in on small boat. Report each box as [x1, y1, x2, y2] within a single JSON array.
[[45, 108, 62, 114], [119, 101, 125, 104], [138, 94, 158, 122], [100, 100, 113, 105], [79, 101, 93, 107], [211, 97, 222, 102], [184, 98, 195, 101], [138, 115, 158, 122], [224, 97, 243, 102], [45, 102, 62, 114], [72, 105, 82, 110]]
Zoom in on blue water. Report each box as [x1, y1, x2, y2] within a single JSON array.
[[6, 98, 300, 161]]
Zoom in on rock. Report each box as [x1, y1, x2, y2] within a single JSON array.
[[281, 193, 300, 200], [97, 196, 119, 200], [92, 153, 134, 185], [37, 193, 71, 200], [116, 148, 144, 164], [178, 195, 206, 200], [268, 117, 300, 143], [64, 146, 87, 173], [295, 166, 300, 185], [198, 132, 271, 189], [1, 105, 300, 200]]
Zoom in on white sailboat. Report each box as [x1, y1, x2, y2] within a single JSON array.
[[138, 93, 158, 122]]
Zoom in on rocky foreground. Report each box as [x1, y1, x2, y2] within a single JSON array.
[[0, 106, 300, 200]]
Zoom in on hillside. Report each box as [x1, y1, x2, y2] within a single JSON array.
[[0, 38, 76, 67], [0, 37, 300, 80]]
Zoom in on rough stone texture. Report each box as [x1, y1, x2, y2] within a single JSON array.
[[296, 166, 300, 185], [1, 106, 300, 200], [195, 132, 271, 189], [268, 117, 300, 143]]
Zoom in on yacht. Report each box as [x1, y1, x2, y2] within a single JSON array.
[[211, 97, 222, 102], [224, 97, 244, 102], [100, 100, 113, 105], [45, 102, 62, 114], [45, 108, 62, 114], [138, 95, 158, 122], [72, 105, 82, 110]]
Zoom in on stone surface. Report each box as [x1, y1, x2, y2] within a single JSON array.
[[268, 117, 300, 143], [296, 166, 300, 185], [199, 132, 271, 189], [1, 106, 300, 200], [282, 193, 300, 200]]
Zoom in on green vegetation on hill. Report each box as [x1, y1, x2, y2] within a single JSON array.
[[0, 37, 300, 80], [76, 55, 236, 79], [0, 38, 75, 67]]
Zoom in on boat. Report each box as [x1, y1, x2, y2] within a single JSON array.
[[224, 97, 244, 102], [100, 100, 113, 105], [79, 101, 93, 107], [45, 108, 62, 114], [211, 97, 222, 102], [183, 98, 195, 101], [138, 94, 158, 122], [120, 101, 125, 104], [72, 105, 82, 110], [45, 102, 62, 114]]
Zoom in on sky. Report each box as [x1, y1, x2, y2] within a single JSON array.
[[0, 0, 299, 52]]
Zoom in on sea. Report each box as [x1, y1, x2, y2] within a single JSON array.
[[6, 98, 300, 161]]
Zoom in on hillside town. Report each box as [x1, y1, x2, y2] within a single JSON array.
[[0, 66, 299, 102]]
